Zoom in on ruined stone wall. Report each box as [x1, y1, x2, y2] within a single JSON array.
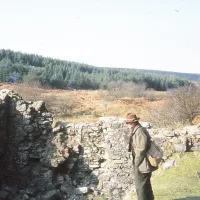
[[0, 89, 55, 200], [50, 118, 135, 200], [0, 90, 9, 195], [0, 91, 7, 158], [1, 89, 200, 200]]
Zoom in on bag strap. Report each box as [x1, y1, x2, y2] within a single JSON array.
[[128, 126, 140, 152]]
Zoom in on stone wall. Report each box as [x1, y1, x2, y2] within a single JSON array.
[[49, 117, 135, 200], [0, 89, 55, 200], [1, 89, 200, 200]]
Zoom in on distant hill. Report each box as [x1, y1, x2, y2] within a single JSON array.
[[136, 69, 200, 81], [0, 49, 191, 91]]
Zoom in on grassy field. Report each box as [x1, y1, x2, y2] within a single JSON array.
[[130, 152, 200, 200], [0, 83, 166, 125]]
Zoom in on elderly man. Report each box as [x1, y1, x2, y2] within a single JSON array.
[[125, 113, 154, 200]]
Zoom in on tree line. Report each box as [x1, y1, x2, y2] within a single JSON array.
[[0, 49, 189, 90]]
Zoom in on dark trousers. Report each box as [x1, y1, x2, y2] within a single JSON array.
[[134, 167, 154, 200]]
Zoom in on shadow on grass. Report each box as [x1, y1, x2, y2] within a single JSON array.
[[174, 197, 200, 200]]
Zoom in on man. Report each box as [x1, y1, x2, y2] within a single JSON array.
[[125, 113, 154, 200]]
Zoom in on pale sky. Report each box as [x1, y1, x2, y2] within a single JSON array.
[[0, 0, 200, 74]]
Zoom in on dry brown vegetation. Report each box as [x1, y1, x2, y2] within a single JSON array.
[[0, 83, 165, 123], [1, 82, 200, 127]]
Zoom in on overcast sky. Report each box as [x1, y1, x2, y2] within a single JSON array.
[[0, 0, 200, 74]]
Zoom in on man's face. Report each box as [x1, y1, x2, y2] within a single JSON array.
[[127, 122, 136, 130]]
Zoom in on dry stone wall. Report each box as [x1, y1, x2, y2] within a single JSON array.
[[50, 118, 135, 200], [0, 89, 55, 200], [1, 89, 200, 200]]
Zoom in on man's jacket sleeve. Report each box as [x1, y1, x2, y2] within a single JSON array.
[[134, 130, 148, 167]]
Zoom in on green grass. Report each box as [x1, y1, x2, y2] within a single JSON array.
[[152, 152, 200, 200], [130, 152, 200, 200]]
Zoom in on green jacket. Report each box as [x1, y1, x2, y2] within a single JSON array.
[[131, 124, 152, 173]]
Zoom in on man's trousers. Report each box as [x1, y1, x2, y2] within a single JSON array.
[[134, 168, 154, 200]]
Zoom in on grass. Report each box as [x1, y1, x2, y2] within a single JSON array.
[[131, 152, 200, 200], [153, 152, 200, 200], [0, 83, 166, 124]]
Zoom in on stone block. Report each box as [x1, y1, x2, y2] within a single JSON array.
[[43, 190, 60, 200], [163, 160, 176, 170], [0, 190, 9, 200], [75, 187, 88, 194], [174, 143, 187, 153], [191, 143, 200, 151]]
